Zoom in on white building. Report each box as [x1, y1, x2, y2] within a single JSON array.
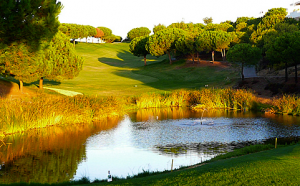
[[287, 1, 300, 20]]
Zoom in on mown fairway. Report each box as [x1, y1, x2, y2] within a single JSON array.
[[42, 43, 238, 97]]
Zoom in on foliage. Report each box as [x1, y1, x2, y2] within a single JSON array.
[[205, 23, 234, 32], [129, 36, 150, 65], [227, 43, 261, 80], [39, 31, 84, 84], [94, 28, 104, 38], [0, 0, 62, 51], [97, 26, 112, 37], [250, 8, 287, 47], [175, 33, 198, 62], [265, 31, 300, 83], [0, 42, 43, 91], [153, 24, 166, 34], [272, 95, 300, 115], [195, 31, 214, 53], [203, 17, 213, 24], [213, 31, 233, 60], [127, 27, 151, 40], [147, 28, 186, 64]]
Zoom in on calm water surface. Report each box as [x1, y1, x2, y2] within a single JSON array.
[[1, 108, 300, 183]]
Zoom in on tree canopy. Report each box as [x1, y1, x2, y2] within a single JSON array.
[[203, 17, 213, 24], [227, 43, 261, 81], [265, 31, 300, 83], [147, 28, 186, 64], [129, 36, 150, 66], [38, 31, 84, 88], [127, 27, 151, 41], [0, 0, 62, 51]]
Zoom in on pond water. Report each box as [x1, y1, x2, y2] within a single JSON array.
[[1, 108, 300, 183]]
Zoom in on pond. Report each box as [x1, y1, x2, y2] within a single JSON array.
[[1, 108, 300, 184]]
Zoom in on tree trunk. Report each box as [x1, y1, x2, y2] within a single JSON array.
[[39, 77, 44, 89], [167, 51, 172, 64], [221, 49, 224, 60], [197, 52, 199, 62], [144, 55, 147, 66], [86, 37, 88, 43], [191, 53, 195, 64], [241, 63, 244, 81], [221, 49, 226, 61], [212, 51, 215, 62], [295, 63, 298, 83], [73, 39, 75, 47], [19, 80, 23, 93], [285, 61, 288, 82]]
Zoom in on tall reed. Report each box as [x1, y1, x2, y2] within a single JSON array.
[[135, 88, 255, 110], [272, 95, 300, 115], [0, 94, 124, 135]]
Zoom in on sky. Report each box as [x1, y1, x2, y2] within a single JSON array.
[[58, 0, 292, 39]]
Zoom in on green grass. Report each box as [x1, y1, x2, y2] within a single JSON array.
[[76, 143, 300, 185], [3, 143, 298, 185], [39, 43, 238, 97]]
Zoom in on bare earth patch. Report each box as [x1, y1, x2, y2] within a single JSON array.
[[0, 79, 36, 99], [176, 60, 231, 69]]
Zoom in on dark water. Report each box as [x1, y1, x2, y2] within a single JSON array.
[[1, 108, 300, 183]]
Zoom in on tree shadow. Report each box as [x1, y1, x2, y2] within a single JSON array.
[[0, 78, 14, 98], [98, 49, 162, 68]]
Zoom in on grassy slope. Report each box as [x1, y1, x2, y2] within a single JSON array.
[[87, 144, 300, 185], [42, 43, 238, 97]]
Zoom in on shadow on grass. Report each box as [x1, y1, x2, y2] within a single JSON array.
[[0, 78, 14, 98], [98, 50, 236, 91], [98, 49, 162, 68]]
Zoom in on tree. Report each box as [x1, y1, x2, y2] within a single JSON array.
[[97, 26, 113, 42], [0, 0, 62, 51], [176, 33, 198, 63], [94, 28, 104, 43], [250, 8, 287, 47], [0, 43, 42, 92], [129, 36, 150, 66], [147, 28, 186, 64], [214, 31, 233, 61], [59, 23, 81, 47], [265, 32, 300, 83], [85, 25, 97, 43], [98, 27, 112, 37], [195, 31, 215, 61], [227, 43, 261, 81], [37, 31, 84, 89], [127, 27, 151, 41], [203, 17, 213, 24]]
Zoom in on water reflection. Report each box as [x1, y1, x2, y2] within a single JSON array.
[[0, 117, 120, 184], [1, 108, 300, 183]]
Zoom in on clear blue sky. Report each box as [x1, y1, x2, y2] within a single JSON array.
[[58, 0, 290, 39]]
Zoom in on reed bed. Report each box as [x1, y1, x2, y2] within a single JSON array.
[[272, 95, 300, 115], [0, 94, 124, 135], [135, 88, 255, 110], [4, 88, 298, 136]]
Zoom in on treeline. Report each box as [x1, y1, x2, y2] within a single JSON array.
[[128, 8, 300, 83], [59, 24, 122, 46]]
